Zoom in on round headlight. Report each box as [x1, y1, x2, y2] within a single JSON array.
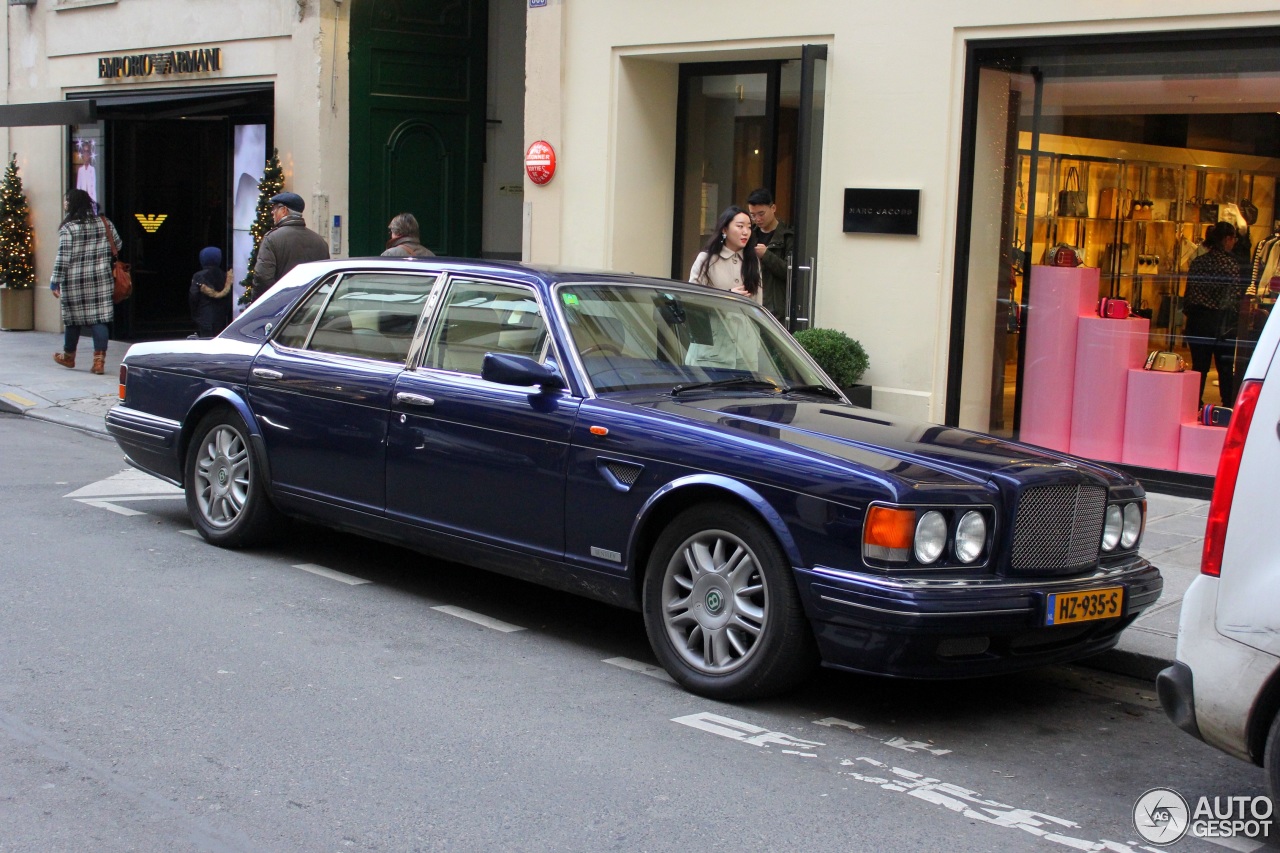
[[1101, 504, 1123, 551], [914, 511, 947, 564], [955, 511, 987, 563], [1120, 502, 1142, 549]]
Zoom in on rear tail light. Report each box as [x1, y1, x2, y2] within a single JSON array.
[[1201, 379, 1262, 577], [117, 364, 127, 400]]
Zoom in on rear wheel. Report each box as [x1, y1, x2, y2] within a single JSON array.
[[184, 409, 281, 548], [642, 503, 817, 699], [1265, 710, 1280, 806]]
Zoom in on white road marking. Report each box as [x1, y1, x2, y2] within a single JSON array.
[[814, 716, 950, 756], [839, 757, 1160, 853], [672, 712, 825, 750], [292, 563, 371, 586], [814, 716, 866, 732], [76, 500, 145, 517], [432, 605, 525, 633], [65, 469, 182, 499], [603, 657, 675, 682]]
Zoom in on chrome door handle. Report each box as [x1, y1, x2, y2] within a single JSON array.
[[395, 392, 435, 407], [252, 368, 283, 380]]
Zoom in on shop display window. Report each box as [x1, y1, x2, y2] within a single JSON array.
[[957, 34, 1280, 479]]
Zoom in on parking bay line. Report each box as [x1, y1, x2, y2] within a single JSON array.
[[292, 563, 372, 586], [432, 605, 525, 633], [603, 656, 676, 683]]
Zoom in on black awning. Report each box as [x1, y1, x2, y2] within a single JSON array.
[[0, 100, 96, 127]]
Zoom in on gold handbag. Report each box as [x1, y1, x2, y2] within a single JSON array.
[[1144, 350, 1186, 372]]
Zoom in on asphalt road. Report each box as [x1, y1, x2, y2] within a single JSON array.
[[0, 414, 1268, 853]]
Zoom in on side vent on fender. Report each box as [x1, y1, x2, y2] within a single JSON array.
[[598, 458, 644, 491]]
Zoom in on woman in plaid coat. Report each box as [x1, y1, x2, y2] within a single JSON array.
[[50, 189, 121, 375]]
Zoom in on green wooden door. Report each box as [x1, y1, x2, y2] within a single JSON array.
[[350, 0, 487, 258]]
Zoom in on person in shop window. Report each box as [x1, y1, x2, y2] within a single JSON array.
[[49, 188, 120, 375], [746, 188, 793, 322], [188, 246, 233, 338], [1184, 221, 1244, 408], [250, 191, 329, 294]]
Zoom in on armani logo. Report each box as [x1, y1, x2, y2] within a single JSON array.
[[134, 214, 168, 234]]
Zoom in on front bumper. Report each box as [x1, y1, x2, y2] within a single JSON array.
[[795, 556, 1163, 678]]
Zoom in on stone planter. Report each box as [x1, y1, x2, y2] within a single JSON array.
[[843, 383, 873, 408], [0, 287, 34, 331]]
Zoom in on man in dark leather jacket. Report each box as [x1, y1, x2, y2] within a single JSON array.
[[747, 188, 794, 323]]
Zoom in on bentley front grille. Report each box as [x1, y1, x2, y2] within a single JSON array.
[[1009, 484, 1107, 572]]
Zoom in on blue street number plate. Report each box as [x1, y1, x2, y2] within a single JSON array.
[[1045, 587, 1123, 626]]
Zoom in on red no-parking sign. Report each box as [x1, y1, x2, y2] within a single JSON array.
[[525, 140, 556, 185]]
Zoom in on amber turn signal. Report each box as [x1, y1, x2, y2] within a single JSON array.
[[863, 505, 915, 562]]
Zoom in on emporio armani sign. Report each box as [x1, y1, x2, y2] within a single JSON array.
[[98, 48, 221, 79]]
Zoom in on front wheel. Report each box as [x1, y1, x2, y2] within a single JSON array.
[[642, 503, 817, 700], [184, 408, 281, 548]]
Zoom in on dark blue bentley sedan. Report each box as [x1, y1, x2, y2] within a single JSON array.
[[106, 258, 1161, 699]]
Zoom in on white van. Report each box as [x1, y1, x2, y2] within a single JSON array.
[[1158, 305, 1280, 795]]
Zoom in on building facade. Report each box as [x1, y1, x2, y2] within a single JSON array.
[[6, 1, 1280, 488]]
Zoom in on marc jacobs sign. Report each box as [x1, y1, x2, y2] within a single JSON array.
[[98, 47, 222, 79], [842, 188, 921, 235]]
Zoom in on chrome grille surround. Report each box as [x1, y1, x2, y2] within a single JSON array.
[[1009, 484, 1107, 571]]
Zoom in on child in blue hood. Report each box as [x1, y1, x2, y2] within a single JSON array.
[[189, 246, 233, 337]]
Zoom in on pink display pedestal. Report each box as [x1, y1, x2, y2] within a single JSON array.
[[1070, 316, 1149, 463], [1179, 423, 1227, 476], [1122, 370, 1200, 469], [1020, 266, 1099, 452]]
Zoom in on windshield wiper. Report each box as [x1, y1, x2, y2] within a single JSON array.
[[780, 383, 843, 399], [671, 377, 781, 395]]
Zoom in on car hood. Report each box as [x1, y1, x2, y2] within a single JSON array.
[[640, 395, 1122, 490]]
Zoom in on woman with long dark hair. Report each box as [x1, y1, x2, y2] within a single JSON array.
[[50, 188, 121, 375], [1184, 220, 1244, 407], [689, 205, 763, 304]]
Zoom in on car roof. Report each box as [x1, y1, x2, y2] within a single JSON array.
[[294, 256, 711, 295]]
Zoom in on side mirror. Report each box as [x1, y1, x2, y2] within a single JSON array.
[[481, 352, 566, 391]]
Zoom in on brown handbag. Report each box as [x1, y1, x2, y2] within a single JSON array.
[[102, 215, 131, 303]]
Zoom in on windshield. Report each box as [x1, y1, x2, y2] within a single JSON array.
[[556, 283, 830, 394]]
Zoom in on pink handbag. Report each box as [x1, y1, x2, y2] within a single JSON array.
[[1097, 297, 1130, 319]]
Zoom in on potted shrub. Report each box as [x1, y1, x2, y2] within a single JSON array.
[[0, 155, 35, 331], [794, 327, 871, 407]]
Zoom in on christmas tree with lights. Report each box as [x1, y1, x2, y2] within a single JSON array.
[[238, 148, 285, 305], [0, 155, 36, 290]]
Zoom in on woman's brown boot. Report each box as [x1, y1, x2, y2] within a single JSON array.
[[53, 351, 76, 369], [91, 351, 106, 375]]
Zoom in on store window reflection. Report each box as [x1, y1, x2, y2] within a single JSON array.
[[959, 38, 1280, 478]]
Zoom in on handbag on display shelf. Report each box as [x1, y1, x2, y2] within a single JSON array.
[[1199, 200, 1220, 224], [1043, 243, 1084, 267], [1099, 187, 1130, 220], [1137, 253, 1160, 276], [1056, 167, 1089, 218], [1100, 241, 1130, 272], [1144, 350, 1186, 372], [1200, 405, 1232, 427], [1097, 297, 1130, 319], [1128, 199, 1154, 221], [101, 215, 132, 303], [1011, 237, 1027, 274], [1240, 176, 1259, 225]]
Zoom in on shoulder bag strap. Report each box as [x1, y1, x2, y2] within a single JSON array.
[[99, 215, 119, 257]]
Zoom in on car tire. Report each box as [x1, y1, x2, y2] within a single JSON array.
[[642, 503, 817, 700], [184, 408, 281, 548], [1265, 710, 1280, 805]]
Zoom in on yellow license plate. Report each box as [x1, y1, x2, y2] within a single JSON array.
[[1045, 587, 1124, 626]]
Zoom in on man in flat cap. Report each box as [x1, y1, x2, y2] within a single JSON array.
[[251, 191, 330, 294]]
